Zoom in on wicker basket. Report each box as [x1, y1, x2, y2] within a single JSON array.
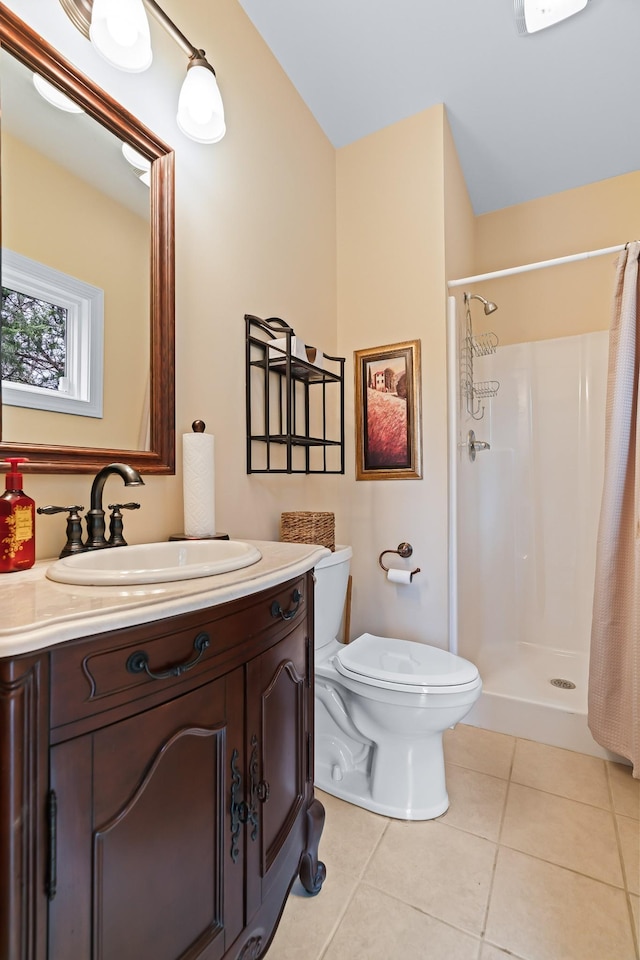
[[280, 511, 335, 551]]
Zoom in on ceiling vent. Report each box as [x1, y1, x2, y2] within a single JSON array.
[[515, 0, 590, 35]]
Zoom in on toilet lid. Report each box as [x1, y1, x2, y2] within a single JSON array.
[[335, 633, 479, 689]]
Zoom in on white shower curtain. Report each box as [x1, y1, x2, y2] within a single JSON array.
[[588, 241, 639, 777]]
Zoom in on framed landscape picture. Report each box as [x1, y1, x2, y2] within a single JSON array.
[[354, 339, 422, 481]]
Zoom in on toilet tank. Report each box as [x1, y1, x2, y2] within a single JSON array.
[[313, 545, 352, 649]]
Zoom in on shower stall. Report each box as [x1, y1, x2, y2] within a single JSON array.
[[447, 252, 616, 758]]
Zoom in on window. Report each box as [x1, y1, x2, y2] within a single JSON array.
[[1, 250, 104, 418]]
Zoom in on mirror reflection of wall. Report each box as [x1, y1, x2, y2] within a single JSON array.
[[0, 47, 151, 451]]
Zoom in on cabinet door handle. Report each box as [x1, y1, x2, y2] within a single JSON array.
[[230, 748, 243, 864], [255, 779, 270, 803], [126, 632, 210, 681], [230, 747, 260, 863], [271, 588, 302, 621]]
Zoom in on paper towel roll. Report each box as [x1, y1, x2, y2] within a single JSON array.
[[183, 426, 216, 537], [387, 567, 413, 585]]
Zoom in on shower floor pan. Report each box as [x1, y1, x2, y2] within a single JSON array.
[[463, 642, 617, 761]]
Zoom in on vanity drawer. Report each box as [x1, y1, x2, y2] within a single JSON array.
[[49, 574, 309, 732]]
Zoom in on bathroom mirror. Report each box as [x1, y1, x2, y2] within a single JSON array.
[[0, 6, 175, 474]]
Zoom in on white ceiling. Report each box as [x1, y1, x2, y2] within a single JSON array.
[[236, 0, 640, 215]]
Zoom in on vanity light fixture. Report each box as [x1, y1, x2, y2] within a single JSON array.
[[176, 50, 225, 144], [33, 72, 85, 112], [515, 0, 590, 34], [59, 0, 226, 143], [90, 0, 152, 72]]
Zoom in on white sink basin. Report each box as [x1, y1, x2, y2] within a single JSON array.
[[46, 540, 262, 586]]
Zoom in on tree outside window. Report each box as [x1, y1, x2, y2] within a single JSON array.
[[1, 287, 67, 391]]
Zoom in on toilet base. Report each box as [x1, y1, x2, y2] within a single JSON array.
[[314, 638, 481, 821], [314, 765, 449, 820]]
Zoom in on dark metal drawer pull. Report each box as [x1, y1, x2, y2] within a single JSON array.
[[271, 588, 302, 621], [126, 632, 210, 681]]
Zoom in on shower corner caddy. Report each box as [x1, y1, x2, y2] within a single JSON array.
[[462, 319, 500, 420], [245, 314, 345, 474]]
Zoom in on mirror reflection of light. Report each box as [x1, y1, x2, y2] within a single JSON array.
[[90, 0, 152, 73], [138, 169, 151, 188], [177, 63, 226, 144], [122, 142, 151, 172], [33, 73, 84, 114]]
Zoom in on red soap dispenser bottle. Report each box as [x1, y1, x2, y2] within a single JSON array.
[[0, 457, 36, 572]]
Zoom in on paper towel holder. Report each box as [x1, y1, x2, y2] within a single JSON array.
[[170, 419, 230, 541], [378, 542, 420, 577]]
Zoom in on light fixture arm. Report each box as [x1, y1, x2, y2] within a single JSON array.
[[143, 1, 217, 75], [58, 0, 216, 71], [142, 0, 199, 62]]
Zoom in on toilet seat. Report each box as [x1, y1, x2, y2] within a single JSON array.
[[334, 633, 481, 694]]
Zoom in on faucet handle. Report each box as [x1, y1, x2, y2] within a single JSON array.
[[37, 504, 84, 516], [37, 505, 85, 558], [107, 502, 141, 547]]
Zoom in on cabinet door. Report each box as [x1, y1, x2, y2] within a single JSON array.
[[48, 669, 244, 960], [245, 621, 310, 920]]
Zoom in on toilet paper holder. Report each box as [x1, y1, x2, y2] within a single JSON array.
[[378, 542, 421, 577]]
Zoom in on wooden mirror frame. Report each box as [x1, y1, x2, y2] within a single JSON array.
[[0, 5, 175, 474]]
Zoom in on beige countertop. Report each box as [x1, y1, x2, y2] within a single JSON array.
[[0, 540, 329, 658]]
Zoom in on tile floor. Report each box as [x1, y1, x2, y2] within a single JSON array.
[[268, 724, 640, 960]]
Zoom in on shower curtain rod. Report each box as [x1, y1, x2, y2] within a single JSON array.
[[447, 243, 627, 288]]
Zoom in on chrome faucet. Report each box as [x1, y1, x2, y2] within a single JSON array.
[[85, 463, 144, 549]]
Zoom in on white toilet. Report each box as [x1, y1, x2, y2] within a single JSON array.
[[313, 545, 482, 819]]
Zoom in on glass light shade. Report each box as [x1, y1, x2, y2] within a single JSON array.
[[33, 73, 84, 113], [89, 0, 152, 72], [515, 0, 589, 34], [177, 63, 226, 144]]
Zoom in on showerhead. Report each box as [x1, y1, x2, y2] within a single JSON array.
[[464, 292, 498, 315]]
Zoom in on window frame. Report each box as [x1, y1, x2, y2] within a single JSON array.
[[1, 248, 104, 418]]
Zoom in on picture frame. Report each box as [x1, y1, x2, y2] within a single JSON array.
[[354, 339, 422, 481]]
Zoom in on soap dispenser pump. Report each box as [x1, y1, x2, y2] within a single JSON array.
[[0, 457, 36, 572]]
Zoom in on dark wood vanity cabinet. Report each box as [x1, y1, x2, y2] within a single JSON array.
[[0, 572, 325, 960]]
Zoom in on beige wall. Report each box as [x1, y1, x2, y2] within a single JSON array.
[[443, 114, 476, 285], [336, 107, 451, 646], [3, 132, 149, 449], [471, 171, 640, 345], [5, 0, 338, 561]]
